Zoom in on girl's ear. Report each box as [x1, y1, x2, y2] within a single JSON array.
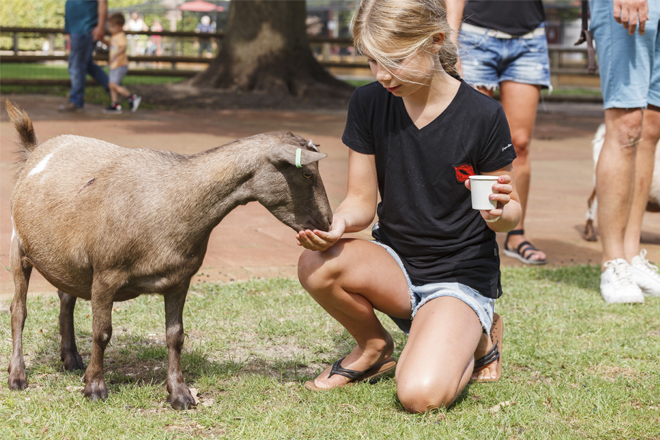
[[431, 32, 445, 52]]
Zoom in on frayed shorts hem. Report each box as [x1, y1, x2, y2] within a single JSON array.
[[373, 241, 495, 336]]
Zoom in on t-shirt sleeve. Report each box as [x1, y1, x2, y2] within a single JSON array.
[[117, 33, 127, 50], [341, 87, 374, 154], [477, 105, 517, 172]]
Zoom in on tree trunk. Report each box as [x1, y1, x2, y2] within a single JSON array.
[[189, 0, 353, 98]]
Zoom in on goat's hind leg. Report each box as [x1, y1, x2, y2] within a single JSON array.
[[8, 236, 32, 390], [58, 290, 84, 371], [82, 279, 114, 402], [164, 284, 196, 410]]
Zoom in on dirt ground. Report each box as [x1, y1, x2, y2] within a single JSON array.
[[1, 94, 659, 300]]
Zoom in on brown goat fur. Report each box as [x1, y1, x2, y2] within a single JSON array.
[[6, 100, 332, 409]]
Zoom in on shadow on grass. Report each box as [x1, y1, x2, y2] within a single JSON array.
[[533, 264, 601, 291], [24, 328, 329, 392]]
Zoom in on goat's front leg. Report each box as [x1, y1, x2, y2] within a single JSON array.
[[164, 284, 196, 410], [8, 236, 32, 391], [58, 290, 84, 371], [82, 281, 114, 401]]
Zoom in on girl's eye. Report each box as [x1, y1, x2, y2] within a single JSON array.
[[302, 171, 312, 179]]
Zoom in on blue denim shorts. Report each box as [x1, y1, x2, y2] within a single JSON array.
[[374, 241, 496, 335], [589, 0, 660, 109], [109, 65, 128, 85], [458, 24, 551, 91]]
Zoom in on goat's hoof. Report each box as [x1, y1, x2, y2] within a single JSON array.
[[583, 229, 598, 242], [83, 382, 108, 402], [169, 389, 197, 410], [62, 351, 85, 371], [8, 376, 28, 391]]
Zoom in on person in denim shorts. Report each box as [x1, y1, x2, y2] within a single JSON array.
[[589, 0, 660, 303], [448, 0, 551, 265], [297, 0, 522, 413]]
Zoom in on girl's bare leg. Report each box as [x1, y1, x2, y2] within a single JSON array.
[[298, 239, 412, 390], [396, 296, 483, 412], [299, 239, 490, 408]]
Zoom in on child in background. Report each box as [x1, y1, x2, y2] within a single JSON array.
[[104, 13, 141, 114], [296, 0, 522, 412]]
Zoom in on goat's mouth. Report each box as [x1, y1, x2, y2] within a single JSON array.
[[300, 219, 330, 233]]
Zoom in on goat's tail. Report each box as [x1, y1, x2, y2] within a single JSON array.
[[5, 100, 39, 166]]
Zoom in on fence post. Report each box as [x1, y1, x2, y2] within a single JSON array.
[[13, 32, 19, 54], [171, 36, 177, 69]]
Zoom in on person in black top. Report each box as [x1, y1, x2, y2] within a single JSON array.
[[447, 0, 550, 265], [297, 0, 522, 412]]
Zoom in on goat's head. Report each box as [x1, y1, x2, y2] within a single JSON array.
[[252, 132, 333, 232]]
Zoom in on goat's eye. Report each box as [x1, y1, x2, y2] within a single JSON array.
[[302, 171, 312, 179]]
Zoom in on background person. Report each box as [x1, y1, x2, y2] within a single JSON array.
[[125, 11, 148, 56], [59, 0, 110, 112], [447, 0, 550, 265], [589, 0, 660, 303], [195, 15, 216, 58], [103, 13, 141, 114], [296, 0, 522, 412]]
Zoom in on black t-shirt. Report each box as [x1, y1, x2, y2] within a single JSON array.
[[341, 81, 516, 299], [463, 0, 545, 36]]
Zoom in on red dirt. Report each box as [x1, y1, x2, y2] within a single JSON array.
[[1, 94, 659, 300]]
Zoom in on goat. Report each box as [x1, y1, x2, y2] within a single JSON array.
[[5, 100, 332, 409], [584, 123, 660, 241]]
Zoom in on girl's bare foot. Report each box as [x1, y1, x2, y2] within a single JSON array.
[[470, 331, 497, 381]]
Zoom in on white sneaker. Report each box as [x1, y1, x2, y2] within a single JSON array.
[[600, 259, 644, 304], [630, 249, 660, 297]]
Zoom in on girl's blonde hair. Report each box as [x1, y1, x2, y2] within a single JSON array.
[[352, 0, 459, 78]]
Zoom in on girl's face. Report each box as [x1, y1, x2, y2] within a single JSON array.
[[365, 34, 445, 98]]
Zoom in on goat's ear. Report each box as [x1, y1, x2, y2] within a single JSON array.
[[273, 146, 327, 167]]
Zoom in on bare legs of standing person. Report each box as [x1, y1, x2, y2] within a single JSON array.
[[623, 106, 660, 260], [298, 239, 486, 413], [598, 106, 660, 302], [477, 81, 546, 263]]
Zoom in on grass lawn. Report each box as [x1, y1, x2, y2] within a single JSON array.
[[1, 266, 659, 439], [0, 63, 189, 108]]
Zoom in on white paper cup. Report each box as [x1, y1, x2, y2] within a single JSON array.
[[469, 175, 498, 210]]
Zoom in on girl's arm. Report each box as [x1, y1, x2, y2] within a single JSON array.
[[297, 149, 378, 251], [465, 164, 522, 233]]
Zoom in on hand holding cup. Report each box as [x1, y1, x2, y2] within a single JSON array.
[[466, 174, 514, 223]]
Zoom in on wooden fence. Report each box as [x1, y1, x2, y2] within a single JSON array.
[[0, 27, 598, 89]]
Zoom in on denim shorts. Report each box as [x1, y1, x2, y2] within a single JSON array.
[[374, 241, 496, 335], [458, 24, 551, 91], [110, 65, 128, 85], [589, 0, 660, 109]]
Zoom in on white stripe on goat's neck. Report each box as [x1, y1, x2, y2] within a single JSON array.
[[27, 152, 55, 177]]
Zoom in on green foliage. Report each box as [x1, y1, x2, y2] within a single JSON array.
[[1, 268, 659, 439], [0, 0, 64, 28], [0, 0, 158, 28]]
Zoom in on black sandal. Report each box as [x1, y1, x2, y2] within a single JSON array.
[[503, 230, 547, 265], [304, 356, 397, 391]]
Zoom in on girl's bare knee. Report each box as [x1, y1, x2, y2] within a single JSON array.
[[397, 379, 458, 413], [297, 248, 338, 292]]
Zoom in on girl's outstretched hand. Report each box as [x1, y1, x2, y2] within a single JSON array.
[[465, 174, 513, 221], [296, 216, 347, 251]]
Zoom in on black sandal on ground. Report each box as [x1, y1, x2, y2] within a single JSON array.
[[502, 230, 547, 265], [304, 356, 397, 391], [471, 313, 503, 383]]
